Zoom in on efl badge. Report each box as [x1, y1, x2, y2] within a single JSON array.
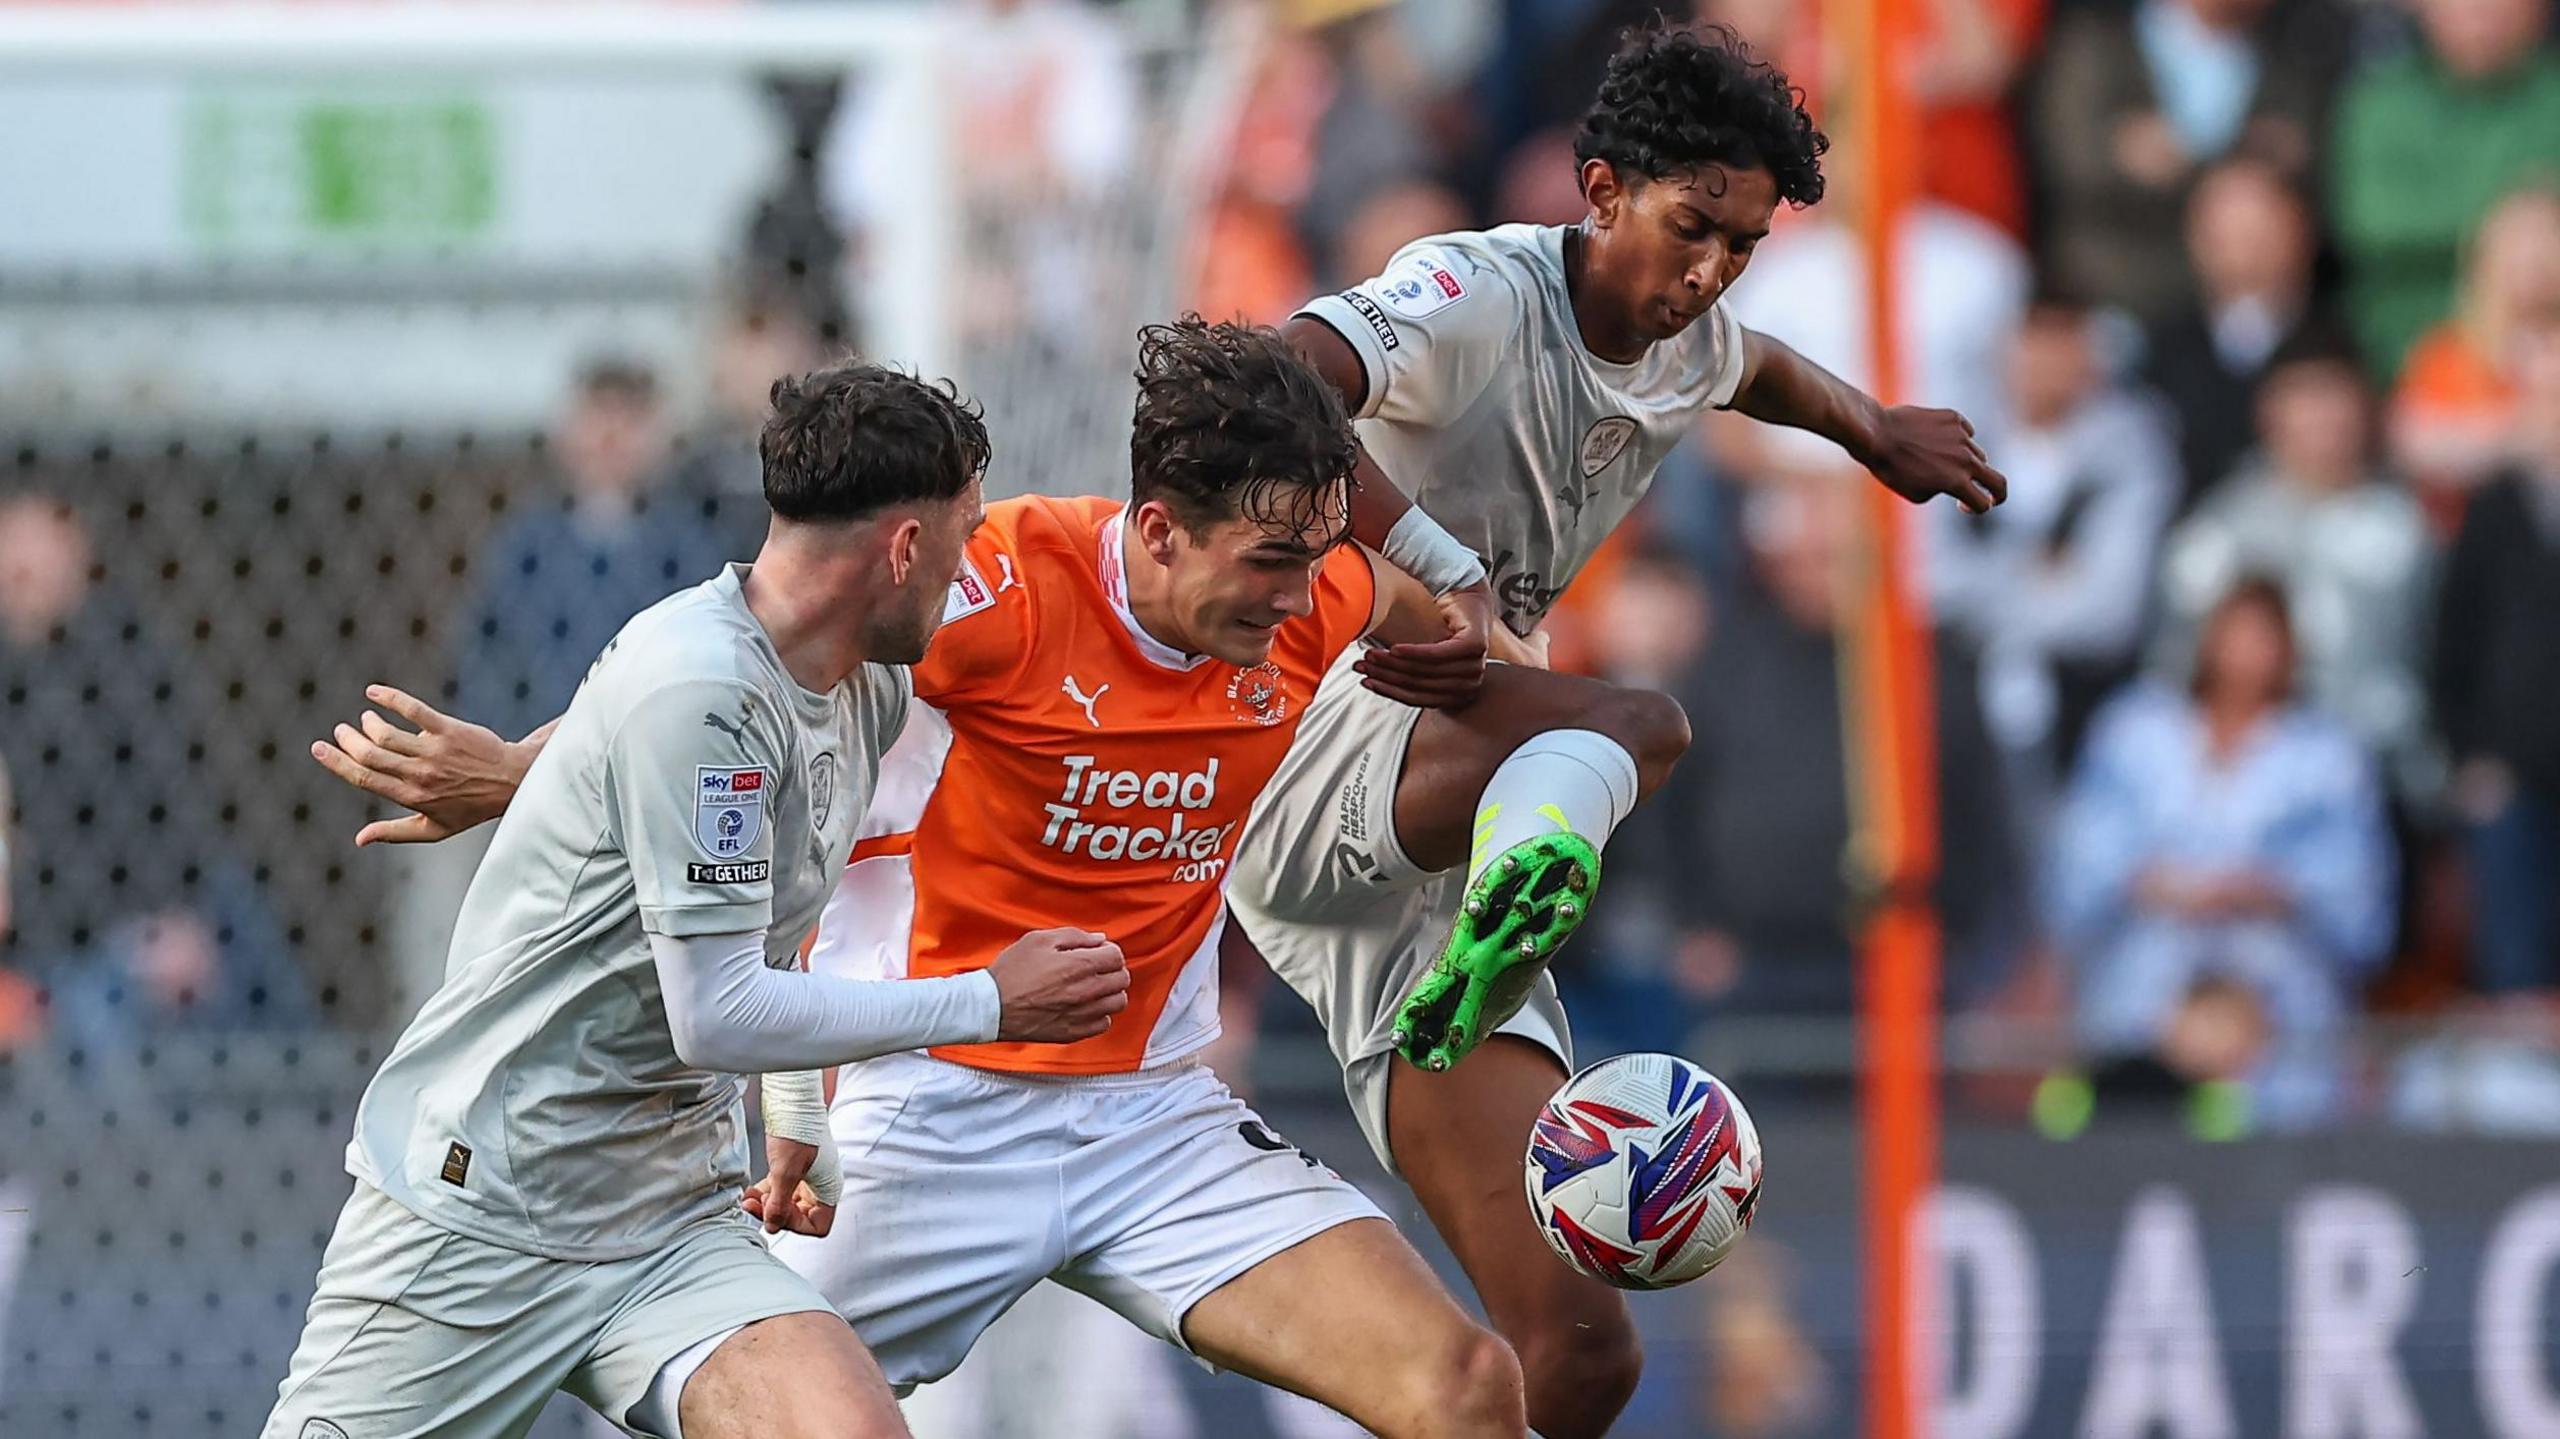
[[695, 766, 769, 860], [1377, 247, 1467, 319]]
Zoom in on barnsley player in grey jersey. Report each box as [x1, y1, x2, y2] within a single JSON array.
[[1226, 23, 2009, 1439], [268, 367, 1129, 1439]]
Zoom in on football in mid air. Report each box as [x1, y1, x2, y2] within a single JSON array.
[[1524, 1053, 1762, 1289]]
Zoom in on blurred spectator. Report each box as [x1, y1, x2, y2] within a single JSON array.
[[2032, 0, 2347, 326], [1331, 178, 1470, 290], [2331, 0, 2560, 378], [1483, 1, 1715, 205], [1191, 4, 1332, 325], [1927, 293, 2180, 799], [2154, 338, 2439, 800], [1555, 538, 1722, 1055], [1676, 479, 2019, 1030], [1297, 0, 1442, 285], [453, 360, 710, 745], [1490, 125, 1589, 228], [1697, 0, 2043, 237], [2432, 319, 2560, 993], [2051, 579, 2397, 1128], [0, 493, 303, 1051], [1722, 143, 2030, 467], [826, 0, 1138, 356], [1905, 0, 2047, 238], [2142, 158, 2334, 508], [658, 296, 824, 562], [2389, 185, 2560, 515]]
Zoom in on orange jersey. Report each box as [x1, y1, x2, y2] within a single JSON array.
[[813, 494, 1377, 1074]]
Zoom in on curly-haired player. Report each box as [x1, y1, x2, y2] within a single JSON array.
[[1228, 22, 2008, 1438]]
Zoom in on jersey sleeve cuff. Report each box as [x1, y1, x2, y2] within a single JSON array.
[[1295, 295, 1392, 421], [641, 899, 776, 939], [957, 968, 1003, 1045], [1707, 304, 1750, 410]]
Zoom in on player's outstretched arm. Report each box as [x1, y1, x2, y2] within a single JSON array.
[[652, 926, 1130, 1076], [1730, 328, 2010, 514], [740, 928, 1132, 1236], [308, 685, 549, 845]]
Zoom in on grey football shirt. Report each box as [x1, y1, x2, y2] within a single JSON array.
[[347, 564, 908, 1259], [1299, 223, 1748, 634]]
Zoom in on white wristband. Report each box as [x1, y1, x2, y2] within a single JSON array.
[[1381, 506, 1488, 596], [760, 1069, 842, 1205]]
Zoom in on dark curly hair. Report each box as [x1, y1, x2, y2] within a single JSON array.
[[759, 363, 990, 523], [1574, 22, 1827, 208], [1128, 316, 1358, 542]]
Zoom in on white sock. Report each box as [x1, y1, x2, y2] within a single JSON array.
[[1465, 728, 1640, 886]]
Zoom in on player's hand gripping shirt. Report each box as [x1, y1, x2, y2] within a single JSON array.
[[1298, 224, 1749, 635], [346, 565, 909, 1259], [809, 495, 1376, 1075]]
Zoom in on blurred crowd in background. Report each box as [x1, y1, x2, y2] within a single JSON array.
[[4, 0, 2559, 1146]]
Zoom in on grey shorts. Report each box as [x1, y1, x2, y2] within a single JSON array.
[[263, 1183, 833, 1439], [1228, 648, 1573, 1176]]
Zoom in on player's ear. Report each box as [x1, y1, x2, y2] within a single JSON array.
[[882, 516, 924, 585], [1583, 158, 1623, 229], [1132, 500, 1182, 567]]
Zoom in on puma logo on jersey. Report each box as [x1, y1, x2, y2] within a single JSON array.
[[995, 554, 1019, 593], [1061, 675, 1109, 727], [701, 704, 753, 749]]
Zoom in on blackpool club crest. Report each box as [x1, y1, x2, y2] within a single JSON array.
[[1226, 662, 1290, 727]]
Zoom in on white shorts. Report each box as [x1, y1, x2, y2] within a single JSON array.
[[1228, 648, 1574, 1175], [770, 1050, 1384, 1392], [264, 1183, 832, 1439]]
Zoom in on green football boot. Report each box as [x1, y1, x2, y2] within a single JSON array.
[[1391, 829, 1601, 1072]]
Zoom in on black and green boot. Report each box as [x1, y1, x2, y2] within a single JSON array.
[[1391, 831, 1600, 1071]]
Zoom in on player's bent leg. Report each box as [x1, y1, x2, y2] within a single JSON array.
[[1390, 666, 1689, 1068], [1180, 1218, 1529, 1439], [1387, 1037, 1642, 1439], [672, 1313, 910, 1439], [1391, 663, 1688, 878]]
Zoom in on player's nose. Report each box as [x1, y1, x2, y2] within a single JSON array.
[[1270, 580, 1315, 619], [1684, 242, 1728, 294]]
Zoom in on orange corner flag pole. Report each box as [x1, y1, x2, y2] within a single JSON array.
[[1828, 0, 1943, 1432]]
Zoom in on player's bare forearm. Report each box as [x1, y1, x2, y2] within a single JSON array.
[[1732, 329, 1888, 465], [1364, 549, 1454, 649], [1731, 329, 2008, 514], [1353, 550, 1495, 710]]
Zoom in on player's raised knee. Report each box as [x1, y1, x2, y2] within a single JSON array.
[[1595, 683, 1691, 792], [1515, 1311, 1643, 1439]]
